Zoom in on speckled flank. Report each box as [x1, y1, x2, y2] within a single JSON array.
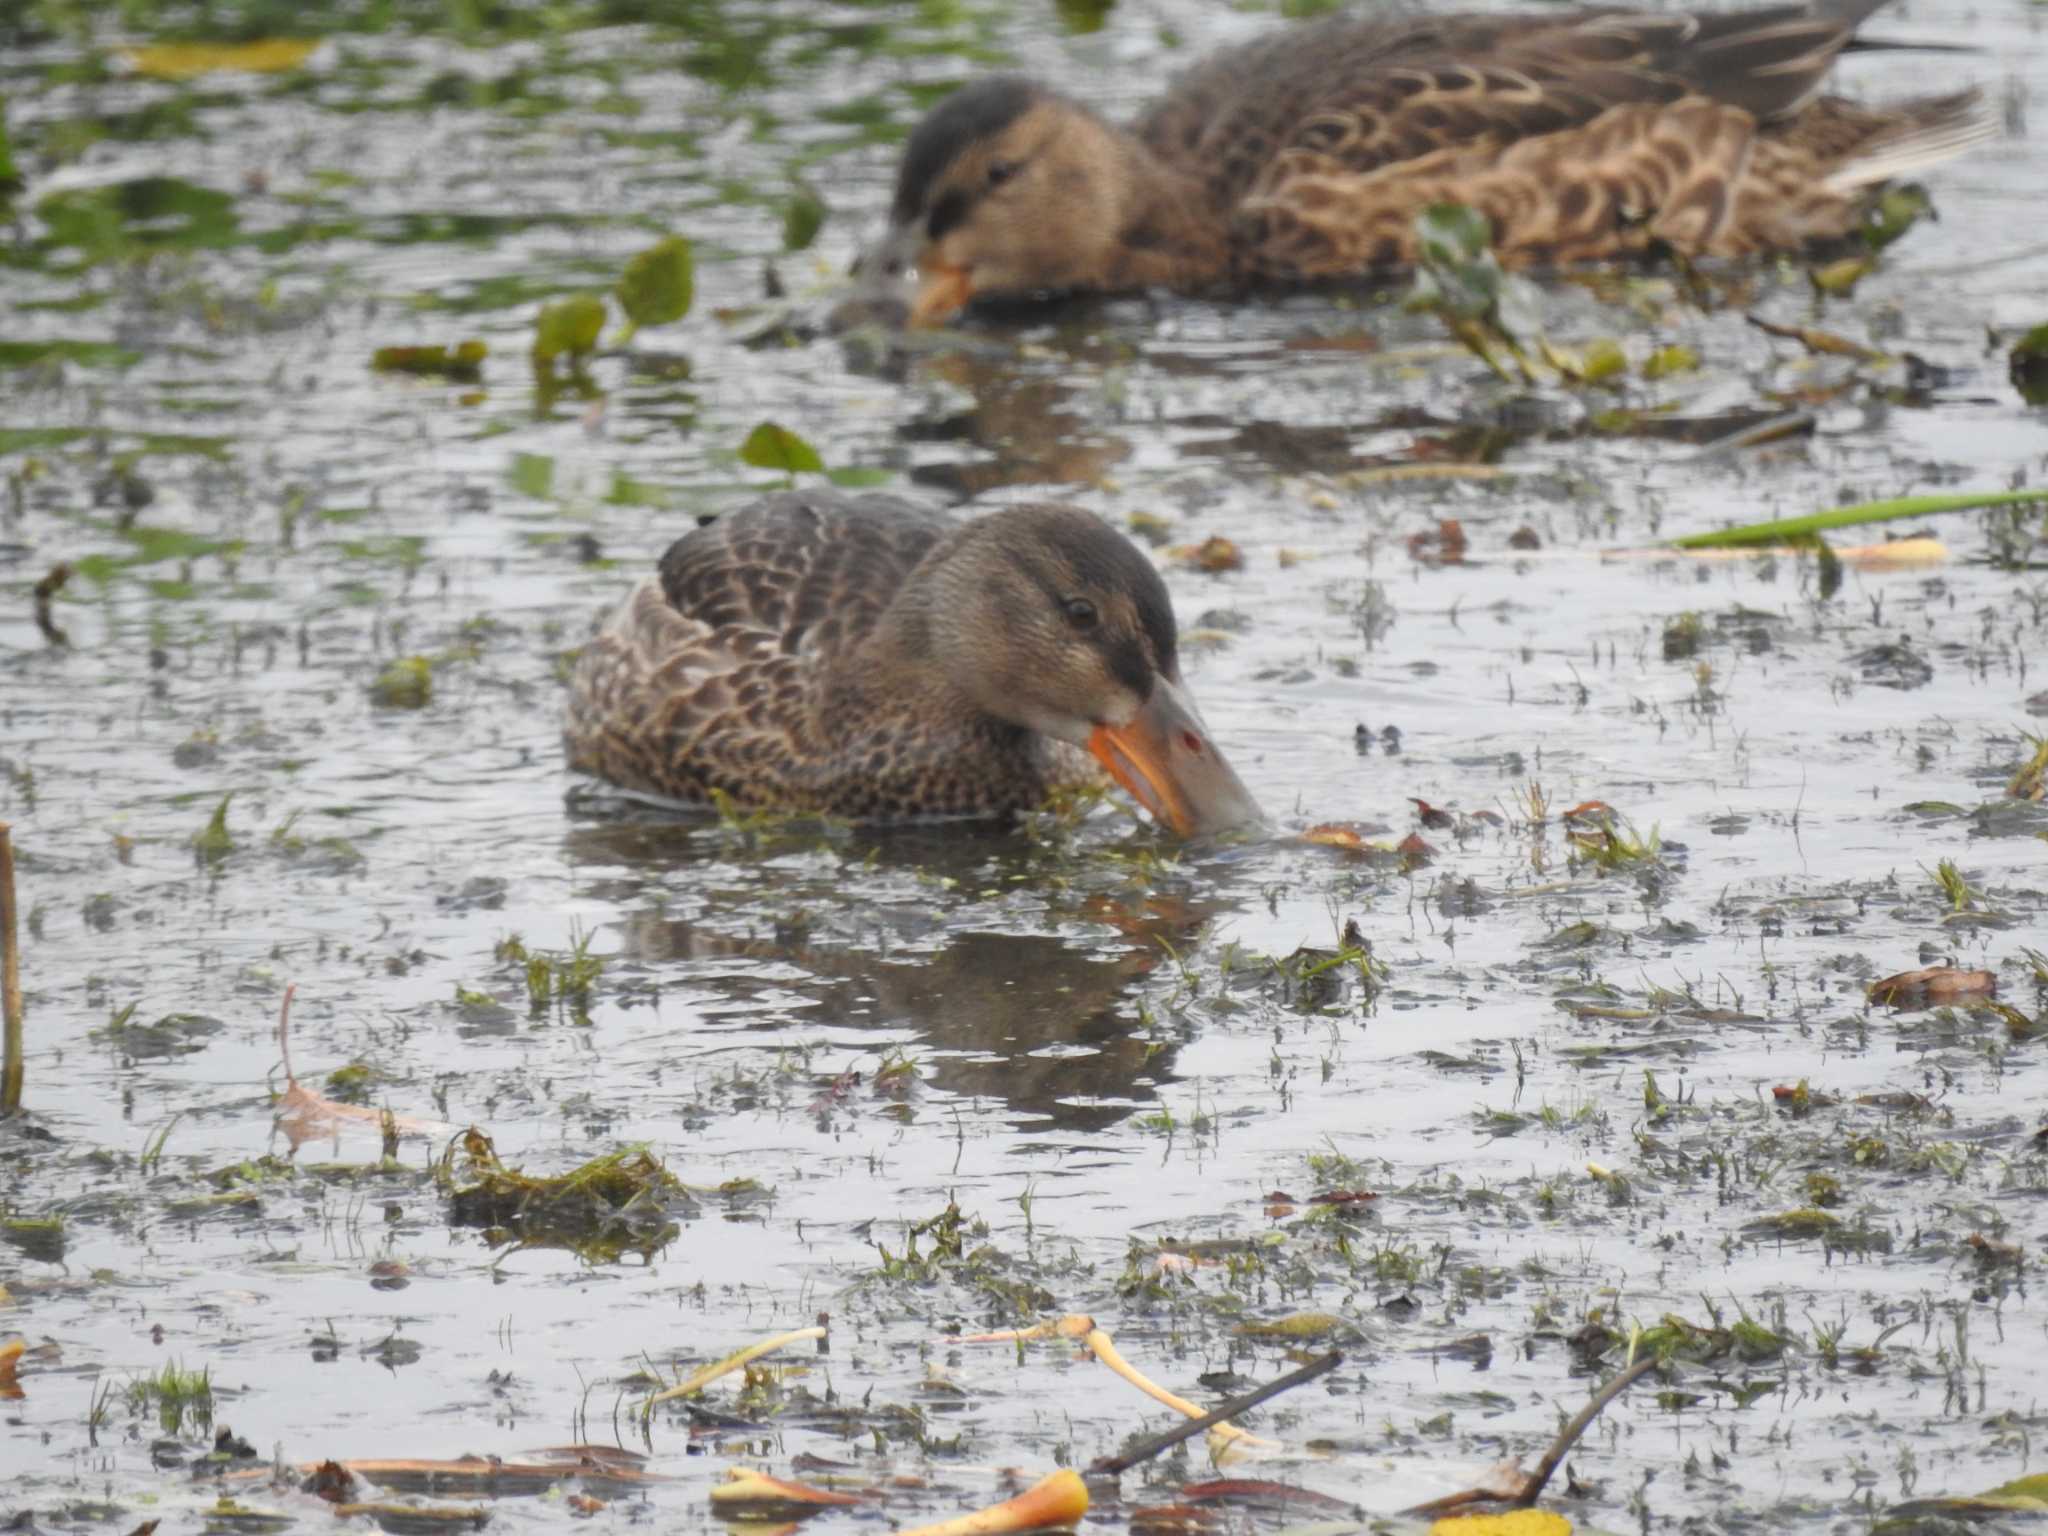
[[888, 0, 1988, 303], [562, 493, 1119, 821]]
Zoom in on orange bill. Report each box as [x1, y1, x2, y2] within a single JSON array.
[[1088, 677, 1263, 838], [909, 260, 973, 327]]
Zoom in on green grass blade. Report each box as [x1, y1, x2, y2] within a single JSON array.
[[1672, 489, 2045, 549]]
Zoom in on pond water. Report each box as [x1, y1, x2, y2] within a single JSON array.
[[3, 1, 2047, 1532]]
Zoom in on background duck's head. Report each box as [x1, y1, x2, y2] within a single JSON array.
[[911, 504, 1263, 838], [863, 78, 1139, 326]]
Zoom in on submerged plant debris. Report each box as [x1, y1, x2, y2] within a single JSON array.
[[2, 1, 2048, 1534]]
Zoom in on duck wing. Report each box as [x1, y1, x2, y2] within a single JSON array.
[[565, 492, 952, 803], [1140, 1, 1894, 210]]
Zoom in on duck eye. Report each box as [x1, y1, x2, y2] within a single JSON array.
[[986, 159, 1019, 187], [1061, 596, 1097, 629]]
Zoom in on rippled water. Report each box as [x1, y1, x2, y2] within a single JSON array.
[[3, 1, 2047, 1530]]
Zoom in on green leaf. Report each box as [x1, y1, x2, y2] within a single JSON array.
[[1055, 0, 1116, 33], [2010, 323, 2048, 406], [532, 294, 606, 365], [615, 236, 694, 332], [193, 794, 235, 863], [1863, 182, 1932, 251], [1641, 343, 1700, 380], [739, 421, 824, 476], [781, 187, 826, 253]]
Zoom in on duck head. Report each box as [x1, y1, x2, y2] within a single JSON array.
[[914, 504, 1264, 838], [861, 78, 1143, 327]]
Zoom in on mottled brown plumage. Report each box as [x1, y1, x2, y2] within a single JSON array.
[[563, 493, 1262, 836], [866, 0, 1991, 323]]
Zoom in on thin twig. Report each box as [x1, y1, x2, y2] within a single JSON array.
[[1403, 1352, 1662, 1518], [1515, 1353, 1661, 1505], [33, 563, 70, 646], [1, 821, 22, 1116], [1087, 1351, 1343, 1476]]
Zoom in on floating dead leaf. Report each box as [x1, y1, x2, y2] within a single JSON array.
[[372, 342, 485, 383], [1867, 967, 1996, 1007], [0, 1335, 23, 1398], [1129, 1502, 1222, 1536], [1301, 822, 1387, 854], [1428, 1513, 1572, 1536], [1179, 1481, 1355, 1513], [1745, 313, 1884, 362], [566, 1495, 606, 1516], [1283, 329, 1379, 354], [122, 39, 317, 78], [320, 1455, 665, 1498], [1167, 536, 1243, 573], [329, 1504, 486, 1533], [302, 1461, 357, 1503], [895, 1469, 1088, 1536], [1560, 801, 1615, 825], [1968, 1233, 2024, 1268], [274, 986, 452, 1147], [1407, 518, 1468, 564], [710, 1467, 866, 1519], [1308, 1189, 1379, 1206]]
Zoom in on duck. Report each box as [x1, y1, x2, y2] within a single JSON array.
[[562, 492, 1264, 838], [862, 0, 1991, 326]]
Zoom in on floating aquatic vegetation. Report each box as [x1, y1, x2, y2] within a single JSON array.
[[439, 1128, 691, 1263], [368, 655, 432, 708], [740, 420, 825, 482], [119, 40, 319, 80], [532, 294, 605, 370], [615, 235, 694, 342], [2012, 322, 2048, 405], [370, 341, 485, 382]]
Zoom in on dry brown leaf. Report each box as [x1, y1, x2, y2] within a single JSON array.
[[1867, 967, 1997, 1006]]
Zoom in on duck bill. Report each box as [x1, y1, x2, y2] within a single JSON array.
[[909, 259, 973, 327], [1088, 678, 1264, 839]]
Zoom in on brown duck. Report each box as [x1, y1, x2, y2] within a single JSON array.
[[563, 493, 1263, 837], [866, 0, 1990, 325]]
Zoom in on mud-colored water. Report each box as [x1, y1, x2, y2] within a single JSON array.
[[3, 2, 2047, 1532]]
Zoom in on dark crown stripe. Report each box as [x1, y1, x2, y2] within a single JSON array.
[[892, 76, 1040, 225]]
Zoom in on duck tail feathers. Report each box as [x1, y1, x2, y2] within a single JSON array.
[[1824, 89, 1998, 191]]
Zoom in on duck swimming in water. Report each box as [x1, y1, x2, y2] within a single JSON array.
[[563, 493, 1264, 837], [865, 0, 1990, 325]]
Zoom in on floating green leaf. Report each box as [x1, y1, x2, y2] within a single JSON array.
[[1406, 203, 1547, 381], [2011, 323, 2048, 406], [370, 655, 433, 709], [194, 794, 235, 863], [1642, 343, 1700, 380], [615, 236, 694, 335], [1863, 182, 1932, 252], [1055, 0, 1117, 33], [739, 421, 824, 478], [0, 97, 18, 197], [781, 187, 826, 253], [0, 339, 140, 370], [533, 294, 606, 366], [371, 340, 486, 382], [1809, 255, 1872, 297]]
